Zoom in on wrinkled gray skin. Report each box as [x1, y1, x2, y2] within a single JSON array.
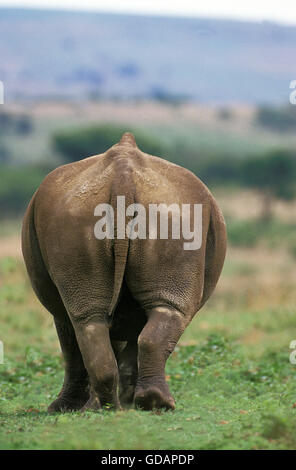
[[22, 133, 226, 412]]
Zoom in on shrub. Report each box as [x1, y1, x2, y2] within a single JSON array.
[[255, 106, 296, 133], [198, 155, 241, 185], [53, 124, 166, 163], [241, 149, 296, 220], [0, 111, 33, 135], [0, 165, 48, 216]]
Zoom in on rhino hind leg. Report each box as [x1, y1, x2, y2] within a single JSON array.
[[113, 340, 138, 407], [48, 316, 90, 413], [134, 306, 188, 411], [22, 203, 90, 413], [72, 320, 120, 410]]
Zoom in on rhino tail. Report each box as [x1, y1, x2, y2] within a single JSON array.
[[108, 190, 134, 317], [108, 236, 129, 317], [200, 199, 227, 309]]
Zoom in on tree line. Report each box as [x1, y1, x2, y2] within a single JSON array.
[[0, 123, 295, 220]]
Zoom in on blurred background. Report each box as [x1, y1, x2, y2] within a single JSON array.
[[0, 1, 296, 448]]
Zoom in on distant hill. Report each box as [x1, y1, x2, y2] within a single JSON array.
[[0, 8, 295, 104]]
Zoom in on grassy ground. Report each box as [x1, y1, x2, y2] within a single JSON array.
[[0, 201, 296, 450]]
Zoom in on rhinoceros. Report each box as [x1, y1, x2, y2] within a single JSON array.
[[22, 132, 226, 412]]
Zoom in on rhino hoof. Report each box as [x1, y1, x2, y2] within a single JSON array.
[[134, 386, 175, 411]]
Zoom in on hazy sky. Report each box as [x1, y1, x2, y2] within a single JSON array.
[[0, 0, 296, 25]]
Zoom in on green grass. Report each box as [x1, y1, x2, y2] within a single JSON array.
[[1, 337, 296, 450], [0, 253, 296, 450]]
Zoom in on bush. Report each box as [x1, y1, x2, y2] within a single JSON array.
[[255, 106, 296, 132], [0, 111, 33, 135], [53, 124, 167, 163], [241, 149, 296, 198], [240, 149, 296, 219], [0, 165, 48, 216], [198, 155, 241, 185], [217, 108, 233, 120], [0, 143, 9, 163], [15, 115, 33, 135]]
